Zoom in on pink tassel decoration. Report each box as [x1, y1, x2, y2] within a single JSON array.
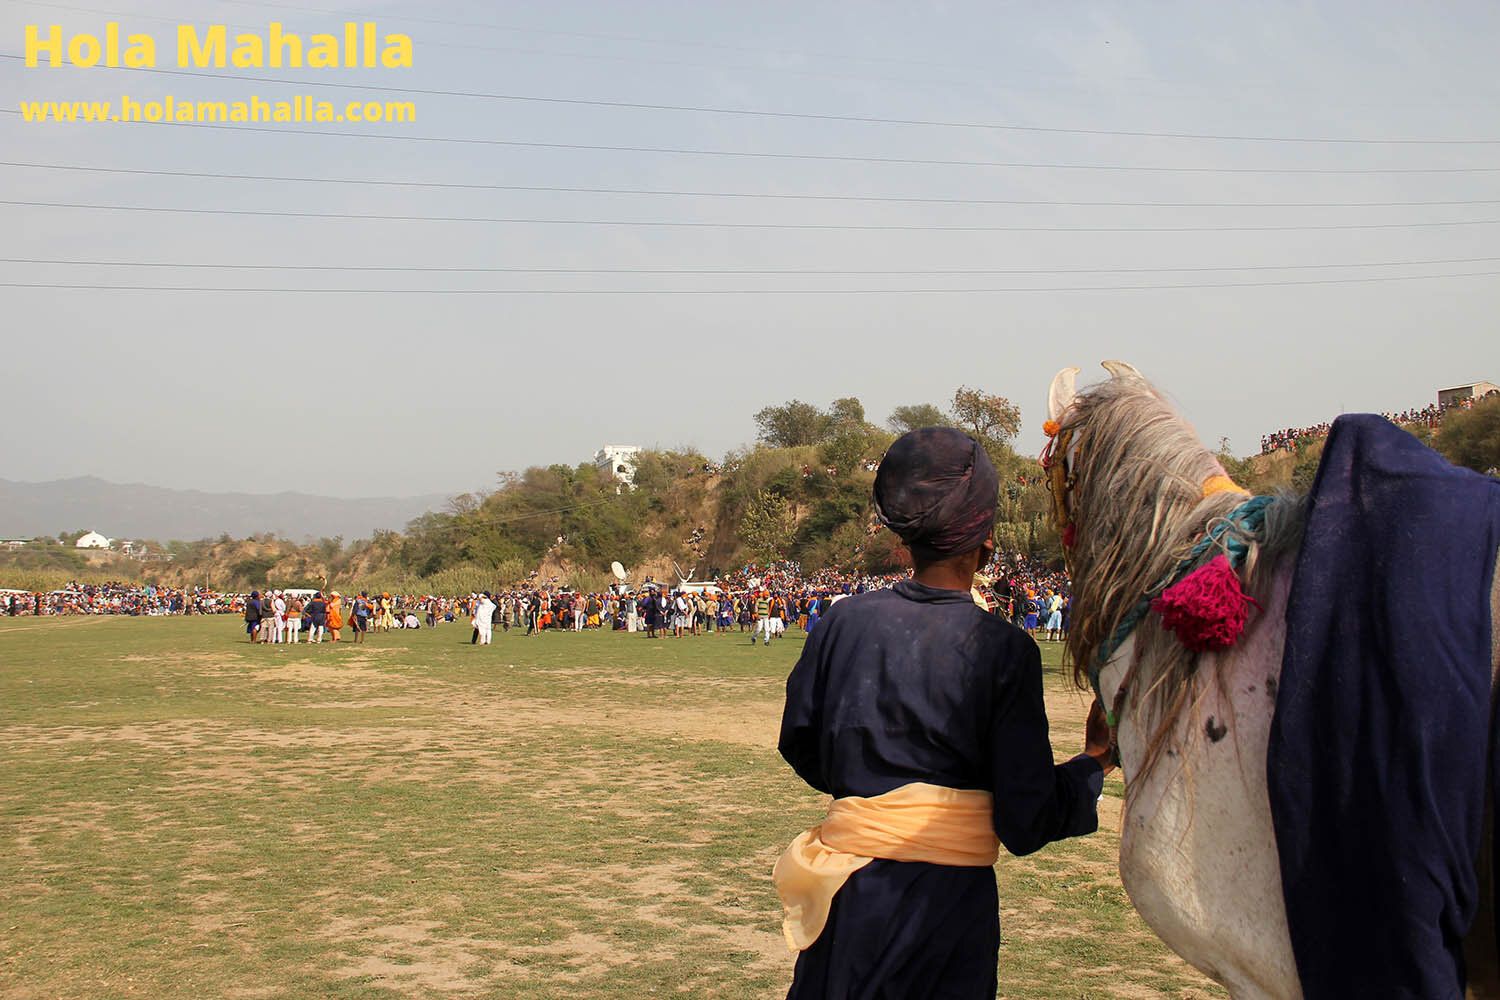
[[1151, 554, 1261, 652]]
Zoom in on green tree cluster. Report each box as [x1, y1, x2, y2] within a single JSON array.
[[1436, 395, 1500, 474]]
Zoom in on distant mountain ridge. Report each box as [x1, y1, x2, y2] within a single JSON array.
[[0, 476, 453, 543]]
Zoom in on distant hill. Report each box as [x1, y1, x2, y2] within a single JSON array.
[[0, 476, 453, 543]]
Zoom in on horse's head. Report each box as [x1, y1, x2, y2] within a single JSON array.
[[1042, 361, 1183, 559], [1042, 362, 1247, 685]]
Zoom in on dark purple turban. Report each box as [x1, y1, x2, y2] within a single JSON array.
[[873, 427, 999, 560]]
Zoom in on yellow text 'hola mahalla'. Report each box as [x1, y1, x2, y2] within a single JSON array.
[[24, 22, 413, 69]]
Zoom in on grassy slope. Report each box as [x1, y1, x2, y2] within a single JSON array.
[[0, 617, 1222, 1000]]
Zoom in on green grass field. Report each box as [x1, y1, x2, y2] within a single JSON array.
[[0, 615, 1223, 999]]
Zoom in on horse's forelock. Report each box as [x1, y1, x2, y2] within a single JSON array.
[[1061, 375, 1236, 683]]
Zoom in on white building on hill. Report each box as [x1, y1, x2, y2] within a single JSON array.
[[594, 445, 642, 487], [1438, 381, 1500, 408], [75, 530, 110, 549]]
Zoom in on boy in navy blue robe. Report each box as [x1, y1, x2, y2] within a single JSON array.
[[778, 427, 1112, 999]]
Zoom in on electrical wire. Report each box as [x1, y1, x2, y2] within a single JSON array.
[[6, 109, 1498, 173], [4, 159, 1499, 208], [8, 198, 1500, 231], [4, 270, 1500, 293], [5, 254, 1500, 275]]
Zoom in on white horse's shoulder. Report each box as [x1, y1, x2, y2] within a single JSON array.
[[1112, 565, 1301, 1000]]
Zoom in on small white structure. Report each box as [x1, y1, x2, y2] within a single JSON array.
[[594, 444, 642, 486], [1438, 381, 1500, 408], [75, 531, 110, 549]]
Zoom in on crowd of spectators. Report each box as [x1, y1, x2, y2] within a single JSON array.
[[1260, 390, 1498, 455], [5, 559, 1075, 645], [2, 582, 249, 616]]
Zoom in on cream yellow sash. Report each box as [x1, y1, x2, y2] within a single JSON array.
[[772, 782, 1000, 952]]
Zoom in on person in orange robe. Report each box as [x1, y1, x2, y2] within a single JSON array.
[[326, 592, 344, 640]]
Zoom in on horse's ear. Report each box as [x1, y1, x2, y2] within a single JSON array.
[[1102, 360, 1143, 380], [1048, 366, 1081, 422]]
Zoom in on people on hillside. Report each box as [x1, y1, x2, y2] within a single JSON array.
[[1259, 392, 1496, 454]]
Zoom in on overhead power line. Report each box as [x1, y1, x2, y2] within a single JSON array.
[[7, 255, 1500, 275], [5, 109, 1498, 174], [4, 271, 1500, 293], [1, 50, 1496, 145], [7, 198, 1500, 232], [6, 160, 1500, 209]]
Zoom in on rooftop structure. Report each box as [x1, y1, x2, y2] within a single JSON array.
[[594, 445, 642, 487], [1437, 381, 1500, 408]]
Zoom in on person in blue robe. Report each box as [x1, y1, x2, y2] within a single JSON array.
[[778, 427, 1111, 999]]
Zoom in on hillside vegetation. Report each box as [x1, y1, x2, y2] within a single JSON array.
[[5, 393, 1496, 595]]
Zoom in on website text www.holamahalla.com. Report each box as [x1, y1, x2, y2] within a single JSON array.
[[20, 93, 416, 124]]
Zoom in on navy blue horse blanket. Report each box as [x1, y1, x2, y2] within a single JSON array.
[[1268, 414, 1500, 999]]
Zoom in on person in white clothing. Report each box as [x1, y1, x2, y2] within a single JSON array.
[[285, 595, 303, 642], [271, 591, 287, 644], [473, 592, 497, 645]]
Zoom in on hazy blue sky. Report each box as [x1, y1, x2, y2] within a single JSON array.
[[4, 1, 1498, 497]]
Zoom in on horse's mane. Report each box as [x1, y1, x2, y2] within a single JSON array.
[[1060, 375, 1304, 781]]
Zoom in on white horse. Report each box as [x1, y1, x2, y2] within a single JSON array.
[[1044, 362, 1500, 1000]]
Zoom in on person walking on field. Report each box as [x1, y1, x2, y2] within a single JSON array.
[[244, 590, 263, 643], [351, 591, 371, 644], [270, 590, 287, 644], [774, 427, 1112, 999], [473, 591, 496, 645], [1045, 590, 1064, 643], [326, 592, 344, 641], [751, 591, 772, 646], [286, 594, 303, 642], [769, 594, 787, 639], [305, 591, 328, 643]]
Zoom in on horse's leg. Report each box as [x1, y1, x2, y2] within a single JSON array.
[[1468, 553, 1500, 1000]]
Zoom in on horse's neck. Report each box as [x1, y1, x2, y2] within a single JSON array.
[[1104, 560, 1302, 998]]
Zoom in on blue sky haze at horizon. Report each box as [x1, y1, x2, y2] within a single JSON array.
[[2, 0, 1497, 498]]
